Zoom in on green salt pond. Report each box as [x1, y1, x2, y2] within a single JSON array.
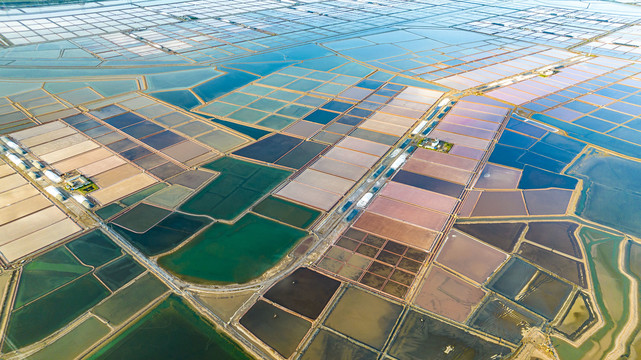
[[112, 212, 212, 256], [158, 214, 306, 284], [120, 183, 168, 207], [4, 274, 110, 352], [253, 196, 321, 229], [26, 316, 110, 360], [65, 230, 122, 267], [95, 255, 145, 291], [95, 203, 125, 220], [145, 185, 193, 208], [13, 246, 91, 309], [89, 295, 253, 360], [93, 272, 168, 326], [179, 157, 291, 220], [112, 203, 172, 233]]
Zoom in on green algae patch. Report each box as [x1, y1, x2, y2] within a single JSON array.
[[158, 214, 306, 284], [179, 157, 291, 220], [89, 295, 253, 360]]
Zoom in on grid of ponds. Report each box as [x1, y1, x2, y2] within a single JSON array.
[[4, 0, 641, 358]]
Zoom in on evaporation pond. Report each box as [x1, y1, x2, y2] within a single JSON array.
[[13, 246, 92, 309], [568, 150, 641, 237], [240, 299, 311, 358], [179, 157, 291, 220], [95, 255, 145, 291], [454, 222, 525, 252], [324, 287, 402, 350], [264, 267, 340, 319], [112, 212, 212, 256], [66, 229, 122, 267], [158, 213, 307, 284], [388, 309, 511, 360], [253, 196, 321, 229], [4, 274, 109, 351], [89, 295, 252, 360], [112, 203, 172, 233]]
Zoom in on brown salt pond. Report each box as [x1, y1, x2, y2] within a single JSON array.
[[436, 229, 507, 283], [1, 219, 80, 262], [437, 123, 496, 140], [454, 221, 526, 252], [52, 148, 112, 173], [402, 158, 472, 185], [29, 133, 87, 155], [198, 290, 255, 323], [92, 164, 141, 187], [523, 189, 572, 215], [414, 266, 487, 323], [474, 163, 522, 189], [276, 181, 342, 211], [336, 136, 389, 156], [471, 190, 528, 217], [78, 156, 126, 177], [442, 114, 502, 131], [309, 157, 368, 181], [379, 181, 458, 214], [264, 267, 341, 319], [430, 130, 490, 150], [300, 329, 377, 360], [449, 145, 485, 160], [323, 146, 379, 168], [0, 183, 40, 207], [0, 206, 67, 245], [324, 287, 402, 350], [284, 121, 323, 138], [294, 169, 355, 195], [161, 140, 212, 164], [90, 173, 157, 205], [411, 148, 478, 171], [354, 211, 438, 251], [11, 120, 67, 141], [517, 242, 586, 287], [41, 141, 99, 164], [367, 196, 449, 232], [359, 119, 407, 137], [0, 173, 26, 193], [240, 299, 311, 358], [525, 221, 582, 258], [0, 195, 50, 226], [388, 309, 511, 360]]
